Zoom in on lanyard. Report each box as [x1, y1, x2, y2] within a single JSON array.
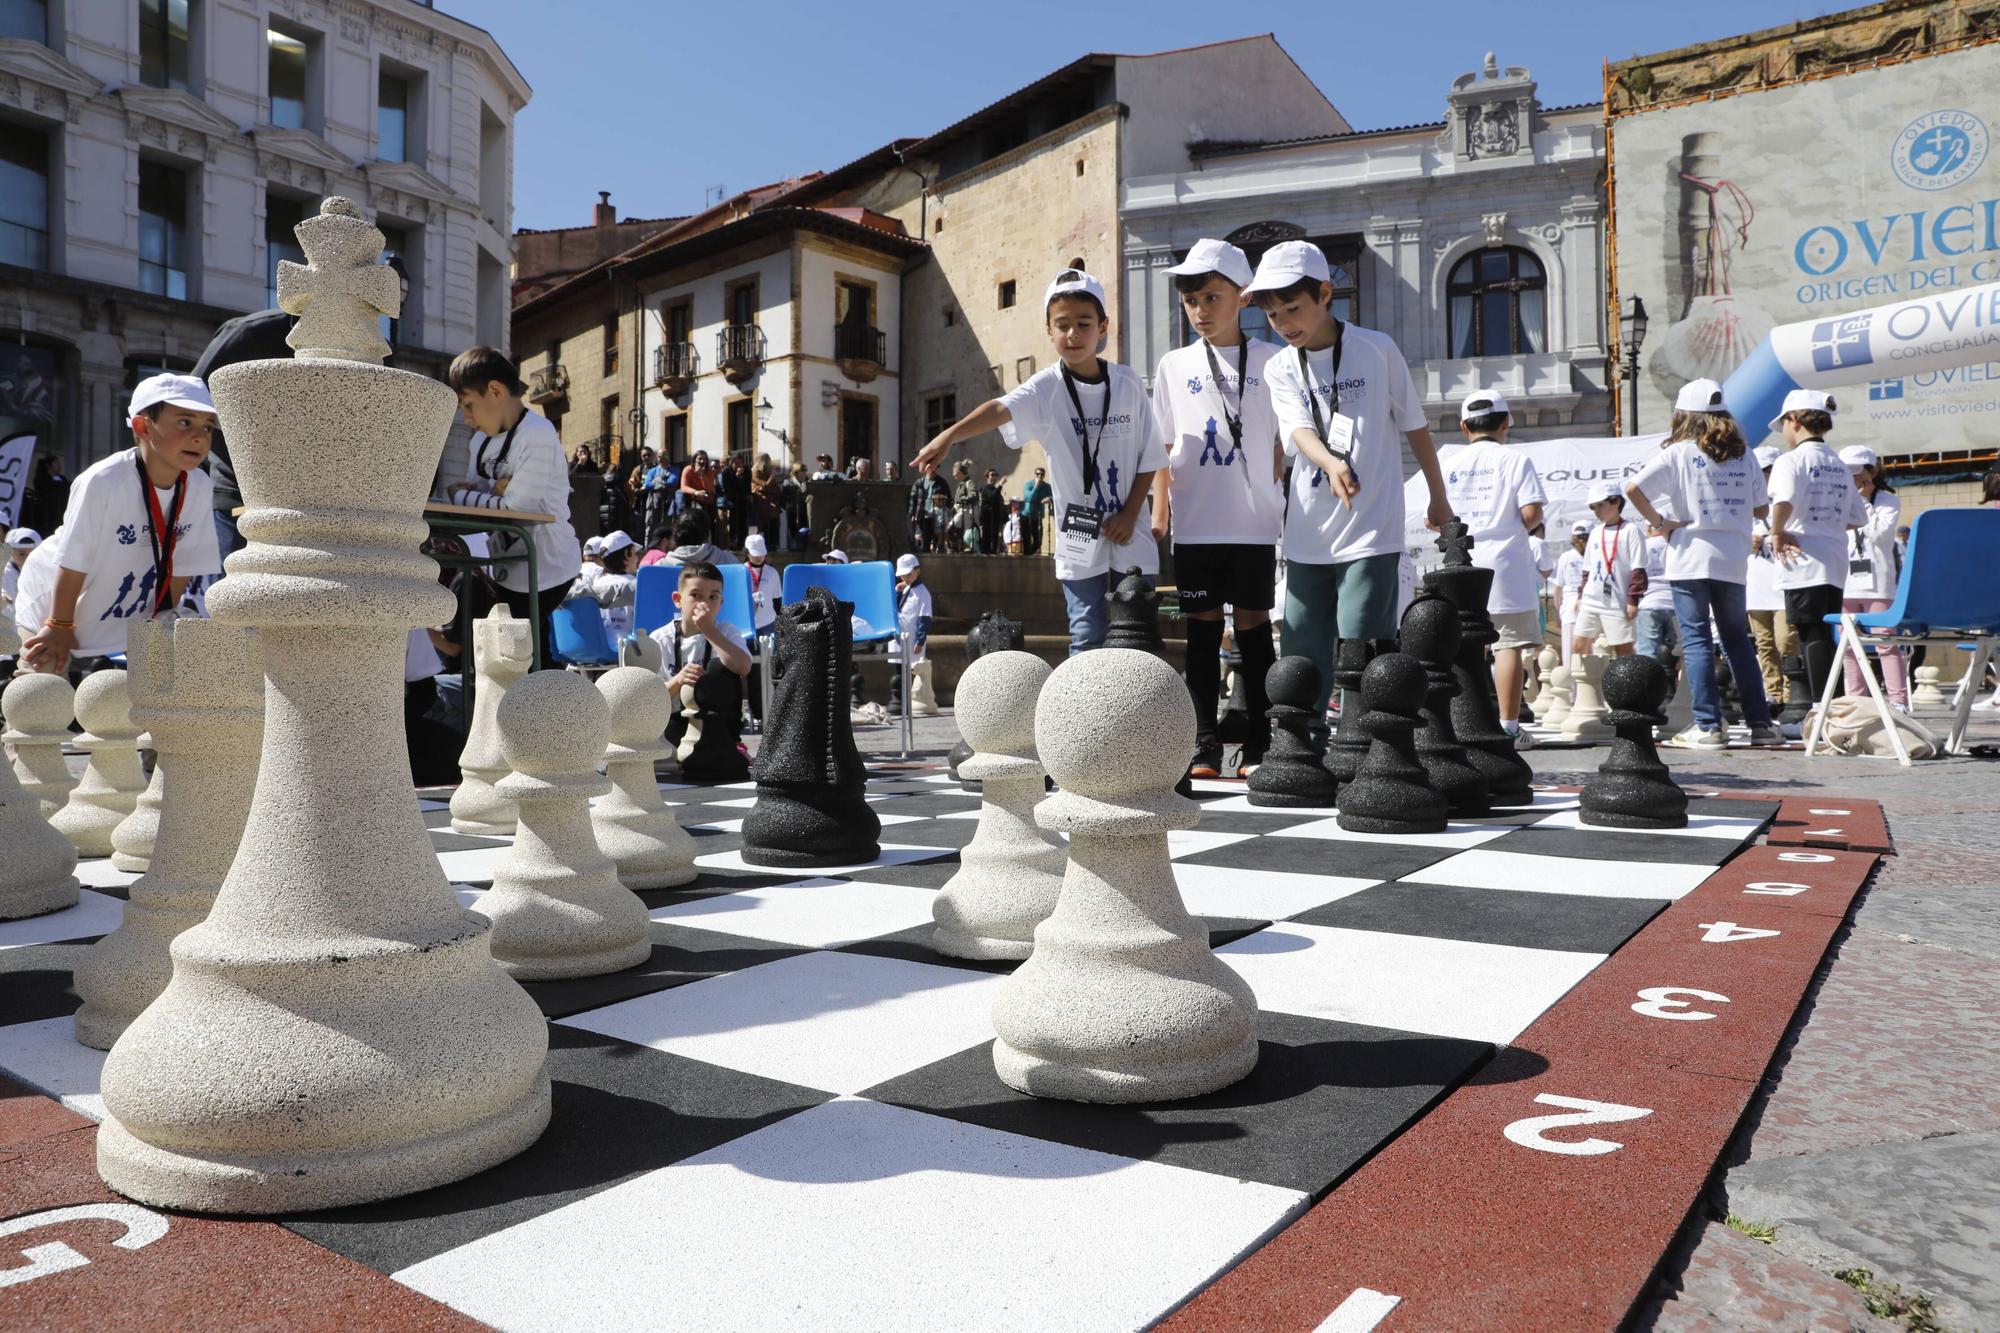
[[1598, 522, 1622, 580], [1297, 320, 1347, 448], [474, 411, 524, 481], [1201, 337, 1250, 455], [134, 454, 186, 615], [1060, 364, 1110, 495]]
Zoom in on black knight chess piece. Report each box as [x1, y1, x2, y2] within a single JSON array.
[[1422, 517, 1534, 805], [1247, 657, 1341, 808], [1322, 637, 1374, 786], [950, 610, 1025, 785], [1102, 570, 1165, 653], [1336, 653, 1448, 835], [1398, 593, 1491, 816], [742, 585, 883, 866], [1581, 654, 1689, 829]]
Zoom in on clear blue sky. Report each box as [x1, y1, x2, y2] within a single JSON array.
[[463, 0, 1850, 233]]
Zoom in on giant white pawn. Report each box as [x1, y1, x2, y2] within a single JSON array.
[[0, 616, 78, 921], [932, 651, 1066, 961], [1529, 644, 1559, 718], [482, 670, 652, 979], [1562, 650, 1614, 741], [992, 648, 1258, 1102], [592, 666, 697, 890], [111, 741, 165, 871], [5, 672, 77, 819], [51, 670, 148, 856], [450, 605, 534, 835], [73, 617, 264, 1048]]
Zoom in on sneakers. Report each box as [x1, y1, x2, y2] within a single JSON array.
[[1511, 727, 1537, 752], [1188, 742, 1224, 780], [1748, 723, 1786, 747], [1233, 747, 1264, 779], [1669, 726, 1727, 750]]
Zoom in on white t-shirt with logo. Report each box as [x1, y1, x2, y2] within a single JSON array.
[[1553, 546, 1586, 618], [1746, 520, 1785, 613], [455, 409, 582, 594], [1149, 338, 1284, 545], [745, 560, 781, 631], [999, 362, 1166, 582], [647, 616, 749, 678], [1766, 439, 1866, 591], [1638, 534, 1675, 613], [1441, 438, 1546, 615], [1265, 324, 1426, 566], [1579, 520, 1647, 612], [13, 447, 221, 658], [1627, 441, 1769, 583], [1843, 490, 1901, 601]]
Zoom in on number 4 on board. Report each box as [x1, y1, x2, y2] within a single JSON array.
[[1698, 920, 1781, 944]]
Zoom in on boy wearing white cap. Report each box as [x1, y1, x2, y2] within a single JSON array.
[[3, 526, 40, 614], [1441, 389, 1544, 739], [1148, 238, 1284, 776], [1765, 389, 1866, 707], [572, 529, 639, 640], [1839, 444, 1907, 709], [744, 532, 780, 635], [1553, 520, 1590, 669], [16, 373, 223, 674], [914, 268, 1164, 654], [1623, 378, 1781, 748], [1250, 240, 1452, 729], [1573, 480, 1647, 662]]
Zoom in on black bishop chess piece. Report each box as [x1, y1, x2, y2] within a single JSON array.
[[742, 585, 884, 867], [1397, 593, 1490, 816], [1322, 637, 1374, 787], [1335, 652, 1448, 835], [1247, 656, 1341, 808], [1422, 517, 1534, 806], [1102, 570, 1165, 653], [1581, 654, 1689, 829], [949, 610, 1025, 786]]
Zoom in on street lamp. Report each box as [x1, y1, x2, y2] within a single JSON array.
[[1619, 294, 1649, 435], [754, 396, 789, 449]]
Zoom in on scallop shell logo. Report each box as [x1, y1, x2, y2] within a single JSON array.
[[1891, 111, 1988, 192]]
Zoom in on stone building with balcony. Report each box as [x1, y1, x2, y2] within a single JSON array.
[[0, 0, 530, 473], [1121, 53, 1610, 447]]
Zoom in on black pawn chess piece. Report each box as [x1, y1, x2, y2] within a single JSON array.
[[1336, 653, 1448, 835], [1422, 518, 1534, 806], [1322, 637, 1373, 786], [1247, 657, 1341, 808], [1582, 654, 1689, 829], [678, 668, 751, 784], [950, 610, 1025, 785], [742, 585, 883, 866], [1102, 570, 1164, 653], [1397, 594, 1490, 816]]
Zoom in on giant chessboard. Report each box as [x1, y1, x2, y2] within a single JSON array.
[[0, 769, 1889, 1331]]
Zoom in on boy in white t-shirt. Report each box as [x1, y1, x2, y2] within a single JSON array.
[[1250, 240, 1453, 735], [16, 374, 223, 675], [1632, 523, 1679, 669], [648, 560, 752, 764], [1440, 389, 1545, 740], [1572, 481, 1648, 660], [1553, 520, 1589, 667], [3, 526, 39, 616], [1147, 238, 1286, 776], [1744, 445, 1794, 714], [914, 269, 1164, 654], [1766, 389, 1867, 707]]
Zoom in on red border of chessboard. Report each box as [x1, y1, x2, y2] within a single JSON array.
[[1160, 794, 1889, 1333]]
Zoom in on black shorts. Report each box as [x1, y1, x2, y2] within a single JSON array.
[[1172, 542, 1277, 615]]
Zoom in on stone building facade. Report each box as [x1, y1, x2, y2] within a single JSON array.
[[0, 0, 529, 472]]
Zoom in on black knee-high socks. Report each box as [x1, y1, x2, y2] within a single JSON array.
[[1184, 616, 1226, 747], [1237, 620, 1275, 758]]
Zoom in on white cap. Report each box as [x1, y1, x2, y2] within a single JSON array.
[[599, 530, 636, 557], [1459, 389, 1511, 422], [582, 535, 606, 557], [1570, 519, 1591, 536], [1768, 388, 1838, 433], [744, 532, 768, 558], [1587, 480, 1626, 505], [5, 526, 40, 548], [1673, 378, 1729, 414], [1164, 238, 1253, 289], [1043, 268, 1107, 315], [894, 553, 920, 576], [1243, 240, 1331, 294], [1753, 445, 1782, 469], [128, 372, 214, 419], [825, 549, 849, 564], [1839, 444, 1878, 471]]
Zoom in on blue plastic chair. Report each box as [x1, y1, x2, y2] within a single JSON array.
[[633, 562, 757, 641], [549, 597, 618, 670], [1811, 507, 2000, 763], [780, 560, 910, 752]]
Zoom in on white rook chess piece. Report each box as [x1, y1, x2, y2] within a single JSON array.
[[1529, 644, 1559, 718], [111, 741, 165, 872], [483, 670, 652, 978], [51, 670, 147, 857], [72, 616, 264, 1049], [1562, 650, 1614, 741], [1542, 661, 1574, 729], [451, 605, 534, 835], [5, 672, 77, 819], [0, 617, 78, 921], [96, 196, 550, 1213], [932, 651, 1066, 961], [991, 648, 1258, 1102], [592, 666, 697, 891]]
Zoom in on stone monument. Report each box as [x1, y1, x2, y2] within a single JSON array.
[[991, 648, 1258, 1102], [1581, 654, 1689, 829], [50, 670, 148, 856], [450, 605, 534, 835], [72, 616, 264, 1048], [0, 615, 78, 921], [96, 196, 550, 1213], [4, 672, 77, 819], [592, 666, 698, 890], [1335, 653, 1449, 836], [1422, 518, 1533, 804], [1246, 656, 1341, 808]]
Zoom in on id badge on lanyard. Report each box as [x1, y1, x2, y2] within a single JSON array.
[[1848, 527, 1874, 578], [1055, 503, 1103, 568]]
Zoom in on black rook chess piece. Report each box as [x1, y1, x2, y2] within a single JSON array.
[[949, 610, 1025, 785], [1247, 657, 1341, 808], [1336, 653, 1448, 835], [1322, 637, 1373, 787], [1582, 654, 1689, 829], [1422, 517, 1534, 806], [1397, 594, 1490, 816], [1102, 570, 1165, 653], [742, 585, 884, 866]]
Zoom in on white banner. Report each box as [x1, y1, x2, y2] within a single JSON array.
[[1403, 433, 1667, 562], [0, 433, 35, 531]]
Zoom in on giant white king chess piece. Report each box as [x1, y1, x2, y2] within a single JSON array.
[[95, 197, 551, 1213]]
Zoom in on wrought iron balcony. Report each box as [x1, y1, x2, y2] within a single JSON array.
[[526, 363, 569, 407], [653, 342, 698, 396], [833, 324, 886, 383], [716, 323, 765, 385]]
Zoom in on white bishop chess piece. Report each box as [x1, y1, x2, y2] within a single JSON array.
[[51, 669, 148, 857], [991, 648, 1259, 1102], [591, 666, 698, 891], [95, 196, 550, 1213]]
